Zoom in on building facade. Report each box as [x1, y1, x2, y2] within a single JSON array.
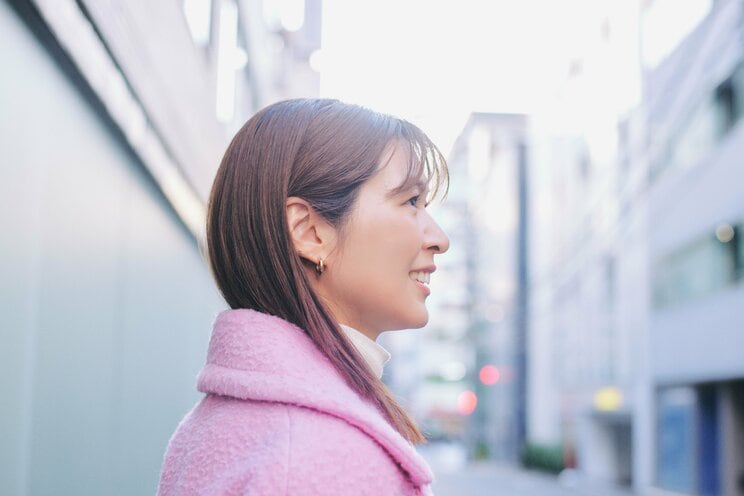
[[526, 0, 744, 494], [644, 0, 744, 493], [0, 0, 320, 494]]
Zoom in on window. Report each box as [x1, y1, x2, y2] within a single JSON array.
[[656, 387, 695, 492], [651, 63, 744, 178], [668, 98, 718, 172], [653, 222, 741, 308], [714, 63, 744, 137], [738, 225, 744, 280]]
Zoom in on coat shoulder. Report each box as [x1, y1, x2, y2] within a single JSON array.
[[159, 395, 417, 496]]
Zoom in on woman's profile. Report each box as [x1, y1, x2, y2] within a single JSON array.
[[157, 98, 450, 495]]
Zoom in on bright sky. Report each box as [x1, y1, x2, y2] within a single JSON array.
[[315, 0, 711, 155], [318, 0, 620, 153]]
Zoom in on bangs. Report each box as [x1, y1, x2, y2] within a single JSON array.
[[389, 121, 449, 204]]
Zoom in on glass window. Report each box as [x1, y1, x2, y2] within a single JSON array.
[[736, 223, 744, 281], [657, 387, 696, 493], [734, 65, 744, 128], [653, 225, 739, 308], [653, 63, 744, 178], [669, 98, 718, 172]]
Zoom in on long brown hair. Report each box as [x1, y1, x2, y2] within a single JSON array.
[[206, 98, 447, 444]]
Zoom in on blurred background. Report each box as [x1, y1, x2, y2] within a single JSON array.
[[1, 0, 742, 495]]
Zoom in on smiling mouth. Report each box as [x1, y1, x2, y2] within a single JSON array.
[[409, 271, 432, 296], [409, 271, 431, 285]]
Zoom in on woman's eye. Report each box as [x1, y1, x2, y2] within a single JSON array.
[[406, 195, 420, 207]]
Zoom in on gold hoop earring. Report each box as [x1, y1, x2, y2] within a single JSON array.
[[315, 258, 325, 275]]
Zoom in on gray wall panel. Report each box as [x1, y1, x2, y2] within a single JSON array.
[[0, 3, 225, 495]]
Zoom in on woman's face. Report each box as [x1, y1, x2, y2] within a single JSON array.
[[319, 142, 450, 339]]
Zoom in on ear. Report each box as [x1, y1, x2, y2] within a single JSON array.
[[286, 196, 336, 264]]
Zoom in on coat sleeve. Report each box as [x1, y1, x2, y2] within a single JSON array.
[[284, 405, 417, 496]]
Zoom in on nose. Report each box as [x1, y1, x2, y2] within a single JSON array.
[[424, 212, 450, 254]]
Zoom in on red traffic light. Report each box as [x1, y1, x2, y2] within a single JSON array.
[[479, 365, 501, 385], [457, 390, 478, 415]]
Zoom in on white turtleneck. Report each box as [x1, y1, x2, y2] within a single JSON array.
[[339, 324, 391, 379]]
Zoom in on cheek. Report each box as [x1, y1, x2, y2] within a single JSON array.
[[328, 214, 429, 330], [349, 216, 418, 270], [334, 216, 416, 291]]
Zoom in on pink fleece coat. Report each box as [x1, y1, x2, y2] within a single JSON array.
[[157, 309, 434, 495]]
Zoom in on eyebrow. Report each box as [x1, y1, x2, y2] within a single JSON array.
[[387, 179, 429, 199]]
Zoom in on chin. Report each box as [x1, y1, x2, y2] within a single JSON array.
[[385, 312, 429, 331], [404, 308, 429, 329], [383, 305, 429, 331]]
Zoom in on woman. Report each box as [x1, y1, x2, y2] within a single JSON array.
[[157, 98, 450, 495]]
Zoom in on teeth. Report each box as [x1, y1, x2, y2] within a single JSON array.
[[409, 271, 430, 285]]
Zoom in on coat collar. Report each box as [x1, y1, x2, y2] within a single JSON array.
[[196, 309, 433, 487]]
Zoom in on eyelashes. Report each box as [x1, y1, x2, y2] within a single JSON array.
[[406, 195, 430, 208]]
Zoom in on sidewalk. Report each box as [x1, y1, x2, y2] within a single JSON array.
[[430, 462, 637, 496]]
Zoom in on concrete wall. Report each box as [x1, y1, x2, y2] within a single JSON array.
[[0, 4, 225, 494]]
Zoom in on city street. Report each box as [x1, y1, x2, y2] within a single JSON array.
[[430, 463, 637, 496], [4, 1, 743, 494]]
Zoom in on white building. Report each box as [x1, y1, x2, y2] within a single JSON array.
[[642, 0, 744, 493], [526, 0, 642, 486], [527, 0, 744, 494]]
